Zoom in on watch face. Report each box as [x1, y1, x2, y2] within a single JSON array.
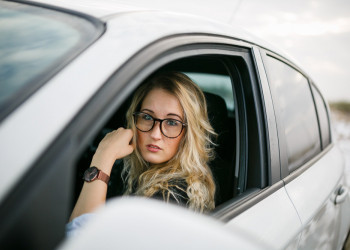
[[83, 167, 98, 182]]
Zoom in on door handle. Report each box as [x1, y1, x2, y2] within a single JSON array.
[[335, 186, 348, 205]]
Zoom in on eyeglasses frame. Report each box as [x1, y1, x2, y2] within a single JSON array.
[[133, 112, 187, 139]]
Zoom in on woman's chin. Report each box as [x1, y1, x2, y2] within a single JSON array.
[[141, 153, 167, 165], [145, 158, 164, 165]]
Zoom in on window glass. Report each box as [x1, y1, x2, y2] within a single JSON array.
[[185, 72, 234, 116], [0, 2, 100, 118], [266, 56, 320, 172], [312, 85, 331, 148]]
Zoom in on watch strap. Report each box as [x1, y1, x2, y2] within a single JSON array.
[[97, 169, 110, 184]]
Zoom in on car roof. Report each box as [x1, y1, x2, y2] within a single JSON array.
[[30, 0, 151, 18], [30, 0, 297, 64]]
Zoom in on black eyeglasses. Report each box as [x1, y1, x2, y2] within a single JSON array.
[[133, 112, 187, 138]]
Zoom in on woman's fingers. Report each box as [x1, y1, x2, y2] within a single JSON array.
[[91, 128, 134, 172], [104, 128, 134, 157]]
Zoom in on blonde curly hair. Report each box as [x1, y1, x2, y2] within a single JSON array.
[[122, 72, 216, 212]]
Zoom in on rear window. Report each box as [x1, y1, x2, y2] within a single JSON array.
[[265, 56, 321, 172], [0, 1, 104, 120]]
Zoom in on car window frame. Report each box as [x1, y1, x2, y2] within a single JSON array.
[[309, 82, 332, 149], [70, 35, 270, 220]]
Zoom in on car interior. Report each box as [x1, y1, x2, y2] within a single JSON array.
[[73, 56, 238, 210]]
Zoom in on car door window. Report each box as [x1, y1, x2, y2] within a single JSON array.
[[265, 56, 321, 172]]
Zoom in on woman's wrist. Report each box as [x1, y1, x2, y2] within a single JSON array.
[[90, 154, 115, 175]]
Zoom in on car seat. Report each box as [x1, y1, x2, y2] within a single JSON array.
[[204, 92, 236, 205]]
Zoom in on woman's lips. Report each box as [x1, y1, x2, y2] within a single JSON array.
[[146, 144, 161, 152]]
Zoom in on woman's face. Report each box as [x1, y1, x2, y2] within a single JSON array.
[[136, 88, 185, 165]]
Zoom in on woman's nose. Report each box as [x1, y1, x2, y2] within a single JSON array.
[[150, 121, 162, 140]]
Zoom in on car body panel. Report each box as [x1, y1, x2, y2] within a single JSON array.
[[251, 46, 281, 184], [284, 145, 349, 249], [29, 0, 153, 18], [29, 0, 239, 24], [225, 187, 302, 249]]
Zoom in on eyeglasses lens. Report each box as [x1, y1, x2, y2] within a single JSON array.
[[135, 113, 153, 131], [162, 119, 182, 138]]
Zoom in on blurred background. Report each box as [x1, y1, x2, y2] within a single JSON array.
[[233, 0, 350, 102]]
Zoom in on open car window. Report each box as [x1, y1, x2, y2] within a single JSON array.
[[73, 49, 266, 213], [73, 55, 239, 207]]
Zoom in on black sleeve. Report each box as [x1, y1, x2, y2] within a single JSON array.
[[106, 159, 125, 199]]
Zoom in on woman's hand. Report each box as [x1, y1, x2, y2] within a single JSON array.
[[90, 128, 134, 174]]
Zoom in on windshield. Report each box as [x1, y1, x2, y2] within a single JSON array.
[[0, 1, 104, 120]]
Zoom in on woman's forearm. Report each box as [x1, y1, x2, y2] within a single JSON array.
[[69, 179, 108, 222], [69, 154, 114, 222], [69, 128, 134, 222]]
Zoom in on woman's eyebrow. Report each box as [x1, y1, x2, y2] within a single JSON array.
[[167, 113, 183, 120], [141, 109, 183, 120], [140, 108, 154, 113]]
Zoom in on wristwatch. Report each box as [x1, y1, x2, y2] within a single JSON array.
[[83, 166, 110, 184]]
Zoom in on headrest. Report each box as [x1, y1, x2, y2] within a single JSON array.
[[204, 92, 229, 134]]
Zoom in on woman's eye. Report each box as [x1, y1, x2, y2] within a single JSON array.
[[166, 119, 179, 126], [142, 114, 153, 121]]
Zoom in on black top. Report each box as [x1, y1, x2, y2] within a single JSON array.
[[107, 160, 189, 207], [151, 179, 189, 206]]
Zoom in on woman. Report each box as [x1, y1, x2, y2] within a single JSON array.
[[69, 72, 217, 226]]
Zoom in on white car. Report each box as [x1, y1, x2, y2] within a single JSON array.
[[1, 1, 349, 249]]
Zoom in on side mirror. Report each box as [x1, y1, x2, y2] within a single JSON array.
[[60, 197, 271, 249]]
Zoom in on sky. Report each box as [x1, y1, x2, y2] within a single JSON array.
[[232, 0, 350, 102]]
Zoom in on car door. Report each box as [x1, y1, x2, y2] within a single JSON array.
[[312, 84, 350, 250], [213, 46, 302, 250], [261, 49, 350, 249]]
